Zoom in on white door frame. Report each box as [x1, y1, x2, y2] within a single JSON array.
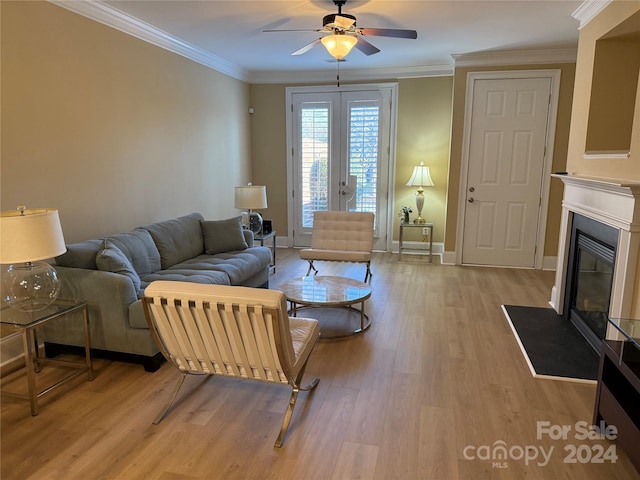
[[285, 83, 398, 251], [455, 69, 561, 268]]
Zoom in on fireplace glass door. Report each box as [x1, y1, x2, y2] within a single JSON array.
[[572, 246, 612, 343], [565, 214, 618, 352]]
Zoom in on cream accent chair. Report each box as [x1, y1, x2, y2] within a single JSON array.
[[142, 280, 320, 448], [299, 211, 375, 283]]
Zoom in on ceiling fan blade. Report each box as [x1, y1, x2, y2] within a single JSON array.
[[263, 29, 322, 33], [355, 37, 380, 56], [358, 28, 417, 39], [334, 15, 356, 30], [291, 38, 322, 56]]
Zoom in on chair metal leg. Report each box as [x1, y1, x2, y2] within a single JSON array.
[[364, 262, 372, 283], [274, 361, 319, 448], [153, 372, 188, 424], [305, 260, 318, 277]]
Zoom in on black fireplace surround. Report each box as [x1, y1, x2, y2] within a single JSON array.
[[564, 213, 618, 353]]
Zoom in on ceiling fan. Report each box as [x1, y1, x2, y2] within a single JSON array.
[[264, 0, 418, 61]]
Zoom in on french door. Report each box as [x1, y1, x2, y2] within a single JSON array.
[[287, 85, 395, 250]]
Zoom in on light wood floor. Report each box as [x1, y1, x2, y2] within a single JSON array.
[[1, 249, 638, 479]]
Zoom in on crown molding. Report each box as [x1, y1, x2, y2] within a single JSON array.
[[248, 64, 454, 84], [452, 48, 577, 67], [49, 0, 249, 81], [572, 0, 613, 29]]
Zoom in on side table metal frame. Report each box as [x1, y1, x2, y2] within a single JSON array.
[[1, 301, 94, 415], [399, 223, 433, 262]]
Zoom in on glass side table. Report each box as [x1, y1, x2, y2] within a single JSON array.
[[0, 300, 94, 415], [398, 222, 433, 262]]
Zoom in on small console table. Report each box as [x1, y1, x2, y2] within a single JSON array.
[[593, 318, 640, 472], [399, 222, 433, 262]]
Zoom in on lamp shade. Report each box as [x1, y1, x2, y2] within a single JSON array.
[[0, 208, 67, 264], [321, 34, 358, 60], [405, 162, 435, 187], [235, 185, 268, 210]]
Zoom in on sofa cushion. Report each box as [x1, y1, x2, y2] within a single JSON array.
[[55, 239, 103, 269], [201, 216, 248, 254], [109, 230, 161, 276], [96, 240, 142, 293], [140, 269, 230, 290], [170, 247, 271, 285], [140, 213, 205, 269]]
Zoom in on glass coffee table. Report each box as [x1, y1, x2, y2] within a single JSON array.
[[278, 276, 372, 339]]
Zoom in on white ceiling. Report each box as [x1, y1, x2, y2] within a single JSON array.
[[62, 0, 586, 83]]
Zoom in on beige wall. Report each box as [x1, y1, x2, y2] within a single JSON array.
[[445, 63, 576, 255], [566, 2, 640, 178], [1, 1, 252, 243], [394, 77, 452, 243], [249, 84, 288, 236], [249, 77, 453, 243]]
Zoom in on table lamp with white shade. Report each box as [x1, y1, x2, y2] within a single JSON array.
[[0, 206, 67, 312], [405, 161, 434, 224], [235, 184, 268, 234]]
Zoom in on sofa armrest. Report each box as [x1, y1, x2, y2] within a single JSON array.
[[243, 229, 254, 247], [42, 266, 158, 356], [56, 266, 138, 306]]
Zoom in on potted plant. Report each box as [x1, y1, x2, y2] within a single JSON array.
[[399, 206, 412, 224]]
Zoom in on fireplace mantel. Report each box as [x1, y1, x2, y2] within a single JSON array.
[[550, 173, 640, 325]]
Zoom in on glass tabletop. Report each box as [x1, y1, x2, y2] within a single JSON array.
[[279, 276, 371, 307], [608, 318, 640, 350], [0, 300, 87, 328]]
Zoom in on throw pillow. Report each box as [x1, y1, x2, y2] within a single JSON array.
[[96, 239, 142, 291], [201, 216, 248, 254]]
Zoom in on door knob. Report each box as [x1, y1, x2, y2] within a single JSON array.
[[469, 187, 475, 192], [468, 197, 475, 203]]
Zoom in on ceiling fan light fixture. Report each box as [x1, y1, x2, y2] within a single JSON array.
[[321, 34, 357, 60]]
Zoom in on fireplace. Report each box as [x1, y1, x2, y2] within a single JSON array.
[[551, 174, 640, 344], [564, 214, 618, 352]]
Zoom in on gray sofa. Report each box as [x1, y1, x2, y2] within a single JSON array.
[[43, 213, 272, 371]]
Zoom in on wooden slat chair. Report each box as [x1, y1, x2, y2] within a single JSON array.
[[299, 211, 375, 283], [142, 280, 320, 448]]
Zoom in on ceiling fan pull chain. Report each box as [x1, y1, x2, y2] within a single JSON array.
[[337, 60, 340, 87]]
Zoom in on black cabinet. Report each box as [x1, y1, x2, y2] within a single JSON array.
[[593, 339, 640, 472]]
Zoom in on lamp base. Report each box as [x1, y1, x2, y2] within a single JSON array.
[[248, 212, 263, 235], [2, 262, 61, 312], [413, 217, 427, 224]]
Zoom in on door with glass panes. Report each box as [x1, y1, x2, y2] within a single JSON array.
[[289, 87, 392, 250]]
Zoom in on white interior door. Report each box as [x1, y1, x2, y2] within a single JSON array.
[[288, 86, 393, 250], [461, 77, 552, 267]]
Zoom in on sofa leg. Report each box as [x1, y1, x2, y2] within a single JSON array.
[[143, 353, 165, 373]]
